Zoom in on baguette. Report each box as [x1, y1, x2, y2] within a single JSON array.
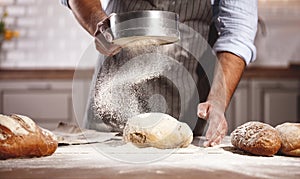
[[0, 114, 58, 160]]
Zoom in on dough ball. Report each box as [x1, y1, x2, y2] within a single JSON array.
[[123, 113, 193, 149]]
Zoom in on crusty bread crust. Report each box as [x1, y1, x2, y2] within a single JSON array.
[[231, 121, 281, 156], [276, 123, 300, 157], [0, 114, 58, 160]]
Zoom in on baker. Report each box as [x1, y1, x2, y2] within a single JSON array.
[[61, 0, 258, 147]]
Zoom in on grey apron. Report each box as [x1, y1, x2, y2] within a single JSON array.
[[85, 0, 214, 135]]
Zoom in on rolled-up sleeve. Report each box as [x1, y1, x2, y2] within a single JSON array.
[[60, 0, 71, 8], [213, 0, 258, 64]]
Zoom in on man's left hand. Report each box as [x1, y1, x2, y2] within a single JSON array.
[[197, 100, 228, 147]]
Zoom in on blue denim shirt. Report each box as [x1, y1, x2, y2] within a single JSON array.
[[61, 0, 257, 64]]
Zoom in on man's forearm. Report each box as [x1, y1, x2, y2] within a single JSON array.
[[68, 0, 107, 35], [197, 51, 246, 147], [208, 52, 246, 110]]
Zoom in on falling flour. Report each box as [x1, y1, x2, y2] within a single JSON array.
[[93, 40, 179, 132]]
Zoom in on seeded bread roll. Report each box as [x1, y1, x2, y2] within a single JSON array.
[[0, 114, 58, 160], [230, 121, 281, 156], [275, 123, 300, 157]]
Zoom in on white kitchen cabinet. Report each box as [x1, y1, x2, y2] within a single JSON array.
[[250, 79, 300, 127], [264, 90, 298, 126], [226, 79, 299, 132], [0, 80, 75, 130]]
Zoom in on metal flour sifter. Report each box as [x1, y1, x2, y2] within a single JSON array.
[[96, 10, 180, 47]]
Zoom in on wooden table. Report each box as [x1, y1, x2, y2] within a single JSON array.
[[0, 136, 299, 179]]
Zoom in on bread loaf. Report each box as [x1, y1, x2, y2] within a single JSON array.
[[275, 123, 300, 157], [123, 113, 193, 149], [230, 121, 281, 156], [0, 114, 58, 160]]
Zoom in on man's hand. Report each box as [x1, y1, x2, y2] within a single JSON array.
[[198, 52, 246, 147], [68, 0, 121, 56], [94, 38, 121, 56], [198, 100, 228, 147], [94, 15, 121, 56]]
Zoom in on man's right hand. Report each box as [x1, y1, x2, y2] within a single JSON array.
[[94, 37, 121, 56], [94, 14, 121, 56], [68, 0, 121, 56]]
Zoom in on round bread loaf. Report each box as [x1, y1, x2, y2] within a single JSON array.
[[275, 123, 300, 157], [230, 121, 281, 156], [0, 114, 58, 160], [123, 113, 193, 149]]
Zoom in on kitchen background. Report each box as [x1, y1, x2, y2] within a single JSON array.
[[0, 0, 299, 68], [0, 0, 93, 68], [0, 0, 299, 132]]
